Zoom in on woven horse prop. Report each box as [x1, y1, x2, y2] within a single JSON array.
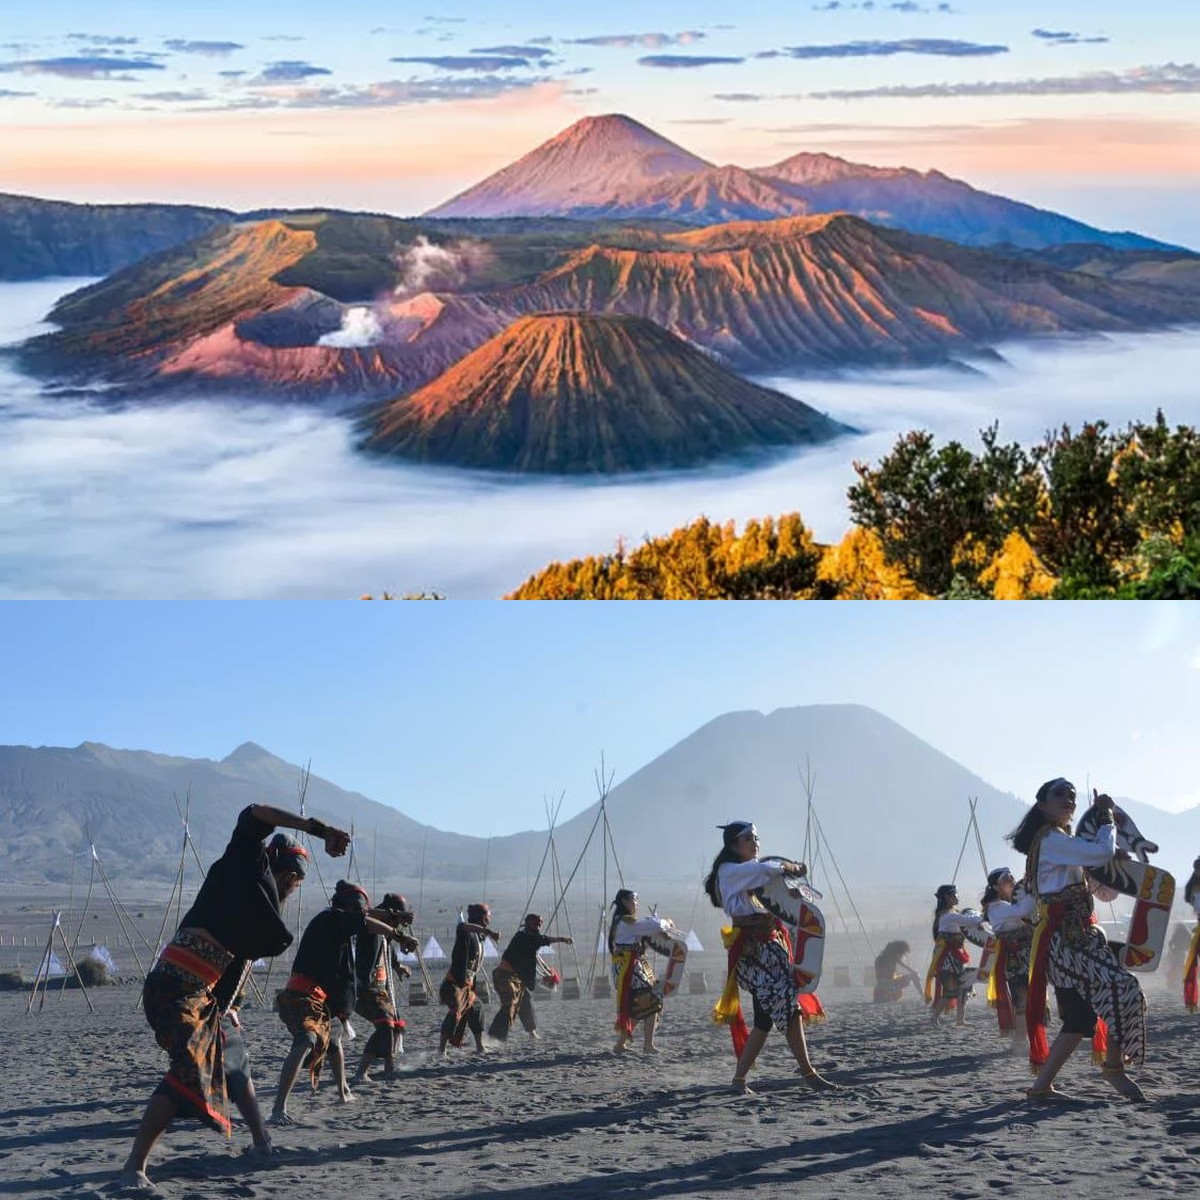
[[643, 924, 688, 998], [756, 858, 826, 993], [955, 909, 993, 994], [1074, 799, 1174, 972]]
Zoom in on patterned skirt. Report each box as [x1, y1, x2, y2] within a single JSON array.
[[277, 976, 333, 1087], [734, 930, 799, 1032], [1046, 895, 1146, 1067], [355, 985, 404, 1056], [142, 928, 235, 1135], [612, 951, 661, 1034]]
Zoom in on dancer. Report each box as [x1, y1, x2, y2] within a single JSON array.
[[981, 867, 1036, 1042], [352, 893, 419, 1083], [609, 889, 676, 1056], [872, 940, 920, 1003], [704, 821, 831, 1094], [925, 884, 990, 1027], [487, 914, 572, 1044], [118, 805, 349, 1193], [439, 903, 500, 1057], [1184, 857, 1200, 1014], [272, 881, 410, 1122], [1011, 780, 1147, 1102]]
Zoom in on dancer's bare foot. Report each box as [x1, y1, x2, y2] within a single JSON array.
[[337, 1088, 355, 1104], [798, 1068, 836, 1090], [114, 1169, 160, 1194], [731, 1076, 755, 1096], [613, 1036, 631, 1055], [1101, 1068, 1147, 1103], [269, 1110, 299, 1126], [1025, 1085, 1073, 1103]]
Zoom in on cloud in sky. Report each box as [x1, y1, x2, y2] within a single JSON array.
[[164, 40, 245, 56], [67, 34, 139, 46], [389, 56, 532, 71], [471, 45, 556, 59], [639, 54, 744, 69], [0, 55, 166, 79], [766, 39, 1007, 60], [568, 31, 705, 49], [1032, 29, 1110, 46], [251, 60, 333, 84], [0, 87, 35, 98], [812, 62, 1200, 99], [136, 89, 211, 102], [220, 74, 550, 111]]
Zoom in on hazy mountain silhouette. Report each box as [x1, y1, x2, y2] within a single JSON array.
[[2, 706, 1194, 890]]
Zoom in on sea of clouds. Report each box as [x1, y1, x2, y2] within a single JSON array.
[[2, 279, 1199, 598]]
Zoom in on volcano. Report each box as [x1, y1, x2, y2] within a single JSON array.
[[360, 312, 848, 473], [427, 114, 1179, 253], [426, 114, 711, 218]]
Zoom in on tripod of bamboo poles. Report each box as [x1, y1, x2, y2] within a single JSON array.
[[524, 793, 585, 986], [63, 825, 158, 991], [797, 760, 876, 965], [586, 760, 625, 989], [26, 911, 94, 1014], [950, 795, 989, 886]]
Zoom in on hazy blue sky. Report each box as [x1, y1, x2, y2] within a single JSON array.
[[2, 602, 1196, 833], [2, 0, 1197, 242]]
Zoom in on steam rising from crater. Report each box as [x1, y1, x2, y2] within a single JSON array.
[[317, 306, 383, 348], [393, 236, 492, 296]]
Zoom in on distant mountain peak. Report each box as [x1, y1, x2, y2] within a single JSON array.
[[425, 112, 710, 219], [223, 741, 275, 764]]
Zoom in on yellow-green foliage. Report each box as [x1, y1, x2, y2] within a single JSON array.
[[507, 514, 823, 599], [978, 531, 1057, 599], [817, 529, 927, 599]]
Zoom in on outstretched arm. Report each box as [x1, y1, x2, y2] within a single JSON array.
[[247, 804, 351, 856]]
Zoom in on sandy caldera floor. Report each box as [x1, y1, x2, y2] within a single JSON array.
[[1, 980, 1198, 1200]]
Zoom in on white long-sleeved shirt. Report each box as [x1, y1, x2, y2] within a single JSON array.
[[1034, 823, 1117, 896], [717, 859, 787, 920], [985, 892, 1037, 933], [612, 914, 672, 948], [936, 910, 990, 937], [1191, 892, 1200, 920]]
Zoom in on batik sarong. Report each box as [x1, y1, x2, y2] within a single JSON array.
[[612, 949, 661, 1036], [142, 927, 235, 1134], [276, 974, 333, 1087]]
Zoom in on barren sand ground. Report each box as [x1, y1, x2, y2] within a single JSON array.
[[2, 968, 1198, 1200]]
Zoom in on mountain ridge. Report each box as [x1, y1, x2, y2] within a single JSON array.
[[2, 704, 1195, 891]]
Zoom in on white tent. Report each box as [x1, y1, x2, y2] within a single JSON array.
[[538, 944, 554, 956], [685, 929, 704, 952], [596, 932, 608, 955], [422, 935, 446, 961], [87, 945, 118, 972], [38, 951, 66, 978], [482, 937, 499, 958], [397, 947, 419, 963]]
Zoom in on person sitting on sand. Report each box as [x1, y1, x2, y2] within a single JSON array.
[[1011, 780, 1147, 1102], [981, 867, 1036, 1042], [925, 884, 990, 1028], [118, 804, 349, 1194], [487, 913, 571, 1045], [272, 881, 411, 1122], [609, 890, 677, 1056], [704, 821, 832, 1095], [439, 903, 500, 1058], [872, 940, 920, 1003], [351, 893, 418, 1084]]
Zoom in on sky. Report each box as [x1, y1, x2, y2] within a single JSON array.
[[1, 1, 1198, 244], [1, 602, 1197, 834]]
